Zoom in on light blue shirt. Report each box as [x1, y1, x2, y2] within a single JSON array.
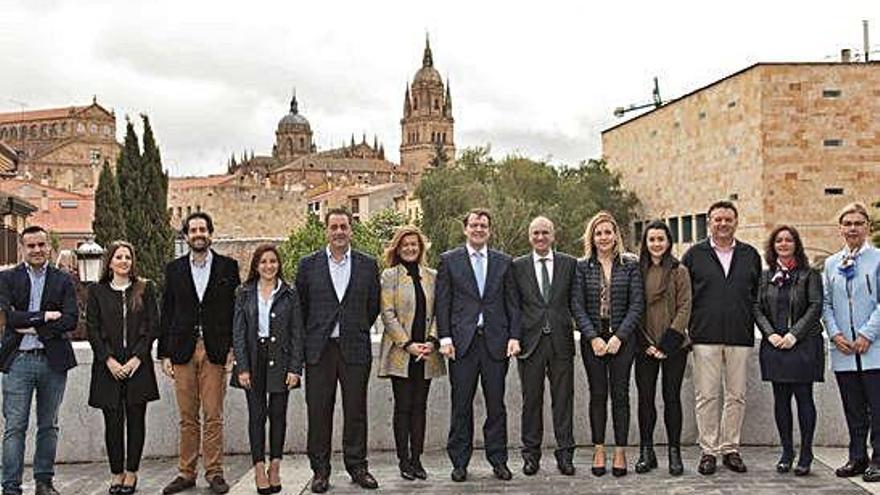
[[257, 280, 281, 338], [190, 250, 213, 302], [326, 246, 352, 338], [467, 244, 488, 326], [823, 243, 880, 372], [19, 262, 47, 350]]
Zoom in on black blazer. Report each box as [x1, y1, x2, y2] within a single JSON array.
[[158, 251, 241, 365], [753, 267, 823, 341], [512, 251, 577, 359], [0, 263, 77, 373], [570, 255, 644, 342], [231, 280, 305, 392], [86, 280, 160, 408], [295, 249, 380, 366], [435, 246, 521, 360], [682, 239, 761, 346]]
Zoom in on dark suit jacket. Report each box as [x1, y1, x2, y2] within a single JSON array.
[[295, 249, 380, 366], [435, 246, 521, 360], [513, 251, 577, 359], [0, 263, 78, 373], [158, 250, 241, 365]]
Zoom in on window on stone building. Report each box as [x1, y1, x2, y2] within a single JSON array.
[[729, 193, 739, 201], [434, 99, 439, 110], [41, 124, 47, 136], [824, 187, 845, 195], [186, 206, 192, 216], [61, 123, 67, 135], [696, 214, 708, 240], [90, 123, 98, 134], [413, 97, 418, 110], [104, 125, 111, 136], [699, 111, 707, 119], [299, 137, 305, 149], [668, 217, 680, 244], [822, 89, 842, 98], [350, 198, 360, 214], [634, 221, 643, 244], [823, 139, 843, 147], [89, 149, 101, 165], [76, 123, 85, 134], [727, 100, 737, 108], [682, 216, 694, 243], [196, 205, 201, 212]]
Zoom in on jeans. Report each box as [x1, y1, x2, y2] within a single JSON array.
[[2, 352, 68, 495]]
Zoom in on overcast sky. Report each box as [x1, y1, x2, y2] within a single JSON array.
[[1, 1, 877, 176]]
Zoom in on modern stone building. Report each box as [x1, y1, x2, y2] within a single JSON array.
[[0, 98, 119, 192], [602, 61, 880, 260]]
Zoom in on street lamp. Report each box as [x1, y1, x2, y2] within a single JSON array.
[[613, 77, 664, 118], [76, 238, 104, 283]]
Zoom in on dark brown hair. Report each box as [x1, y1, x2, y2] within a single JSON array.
[[324, 207, 352, 226], [462, 208, 492, 227], [245, 244, 284, 284], [638, 219, 679, 273], [707, 200, 738, 219], [100, 240, 146, 312], [764, 225, 809, 269]]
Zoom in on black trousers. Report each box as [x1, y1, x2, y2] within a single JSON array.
[[390, 361, 431, 464], [581, 336, 635, 446], [518, 334, 574, 462], [101, 401, 147, 474], [771, 382, 815, 462], [635, 350, 688, 447], [836, 370, 880, 463], [245, 344, 290, 465], [447, 334, 509, 468], [305, 340, 371, 475]]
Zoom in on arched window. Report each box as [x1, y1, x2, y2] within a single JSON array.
[[287, 137, 294, 154], [434, 99, 439, 110], [299, 137, 305, 149], [40, 124, 47, 136], [431, 131, 435, 143], [413, 97, 418, 110], [90, 123, 97, 134], [30, 125, 37, 138]]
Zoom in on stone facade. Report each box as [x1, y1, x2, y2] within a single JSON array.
[[0, 100, 120, 192], [602, 62, 880, 260]]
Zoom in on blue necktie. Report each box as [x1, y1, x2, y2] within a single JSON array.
[[473, 252, 485, 296]]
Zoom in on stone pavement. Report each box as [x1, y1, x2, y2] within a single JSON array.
[[11, 447, 879, 494]]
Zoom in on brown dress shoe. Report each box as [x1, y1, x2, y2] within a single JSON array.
[[162, 476, 196, 495], [310, 473, 329, 493], [207, 475, 229, 494]]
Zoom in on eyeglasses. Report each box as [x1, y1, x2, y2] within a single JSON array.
[[841, 220, 867, 228]]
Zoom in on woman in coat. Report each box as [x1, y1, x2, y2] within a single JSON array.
[[823, 203, 880, 482], [634, 220, 692, 476], [571, 211, 645, 477], [86, 241, 160, 494], [232, 244, 304, 494], [378, 225, 446, 480], [754, 225, 823, 476]]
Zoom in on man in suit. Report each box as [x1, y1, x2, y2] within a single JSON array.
[[513, 216, 577, 476], [296, 208, 380, 493], [159, 212, 241, 495], [437, 208, 521, 482], [0, 225, 78, 495]]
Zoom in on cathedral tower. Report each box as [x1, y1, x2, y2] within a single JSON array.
[[274, 91, 314, 161], [400, 36, 455, 178]]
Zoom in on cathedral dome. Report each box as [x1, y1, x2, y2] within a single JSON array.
[[413, 65, 442, 85], [278, 93, 309, 128]]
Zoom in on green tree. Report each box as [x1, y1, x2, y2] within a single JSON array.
[[873, 200, 880, 248], [278, 213, 326, 279], [116, 119, 144, 245], [352, 208, 407, 265], [92, 159, 125, 248], [139, 114, 174, 286]]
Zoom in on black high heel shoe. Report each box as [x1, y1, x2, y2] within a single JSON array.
[[119, 476, 137, 495], [776, 452, 794, 473], [592, 447, 607, 476]]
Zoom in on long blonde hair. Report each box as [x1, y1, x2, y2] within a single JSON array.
[[383, 225, 429, 267], [583, 211, 624, 260]]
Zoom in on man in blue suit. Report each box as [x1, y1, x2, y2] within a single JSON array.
[[436, 208, 521, 482], [0, 226, 78, 495]]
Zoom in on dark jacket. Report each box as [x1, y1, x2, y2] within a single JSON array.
[[86, 280, 160, 408], [158, 251, 241, 365], [435, 246, 521, 360], [682, 239, 761, 346], [512, 251, 577, 359], [753, 267, 823, 340], [0, 263, 78, 373], [570, 255, 644, 342], [231, 280, 305, 392], [295, 249, 380, 366]]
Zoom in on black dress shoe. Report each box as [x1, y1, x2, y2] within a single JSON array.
[[635, 445, 657, 473], [776, 458, 792, 473], [349, 469, 379, 489], [836, 459, 868, 478], [523, 457, 540, 476], [269, 485, 281, 494], [698, 454, 717, 475], [310, 473, 329, 494], [256, 485, 273, 495], [451, 467, 467, 482], [668, 446, 684, 476], [493, 463, 513, 481], [119, 478, 138, 495], [722, 452, 747, 473], [35, 481, 60, 495], [109, 484, 123, 495], [793, 464, 811, 476], [411, 458, 427, 480], [864, 463, 880, 482], [399, 459, 416, 480], [162, 476, 196, 495], [557, 459, 576, 476]]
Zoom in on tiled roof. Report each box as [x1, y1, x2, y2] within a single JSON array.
[[169, 174, 237, 189], [0, 179, 94, 234], [0, 102, 113, 125], [272, 156, 397, 175]]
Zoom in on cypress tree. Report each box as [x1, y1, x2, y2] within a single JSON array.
[[116, 119, 145, 244], [92, 159, 125, 248], [139, 114, 174, 286]]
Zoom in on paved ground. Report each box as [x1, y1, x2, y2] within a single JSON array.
[[10, 447, 879, 494]]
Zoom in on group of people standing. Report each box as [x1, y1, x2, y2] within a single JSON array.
[[0, 200, 878, 495]]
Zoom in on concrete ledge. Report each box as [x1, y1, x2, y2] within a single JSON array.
[[0, 338, 850, 463]]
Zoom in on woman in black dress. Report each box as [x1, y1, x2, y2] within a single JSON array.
[[86, 241, 160, 494], [753, 225, 823, 476]]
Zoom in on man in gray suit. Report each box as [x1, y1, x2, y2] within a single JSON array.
[[513, 216, 577, 476]]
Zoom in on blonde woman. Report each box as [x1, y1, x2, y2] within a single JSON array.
[[378, 225, 446, 481], [571, 211, 644, 477]]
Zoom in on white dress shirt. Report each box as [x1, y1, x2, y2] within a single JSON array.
[[532, 249, 554, 295], [190, 250, 213, 302], [326, 246, 352, 338]]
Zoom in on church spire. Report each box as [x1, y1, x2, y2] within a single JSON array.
[[445, 78, 452, 114], [403, 83, 412, 116], [289, 88, 299, 114], [422, 33, 433, 68]]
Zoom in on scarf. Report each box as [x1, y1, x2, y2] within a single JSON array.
[[771, 257, 797, 287], [838, 245, 862, 281]]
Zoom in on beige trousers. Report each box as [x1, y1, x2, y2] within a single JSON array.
[[692, 344, 750, 456]]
